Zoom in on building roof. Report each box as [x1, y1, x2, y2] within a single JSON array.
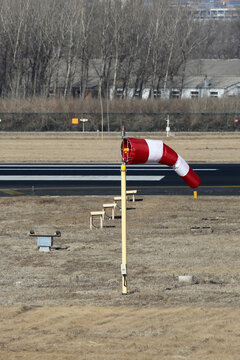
[[185, 59, 240, 77], [180, 59, 240, 89]]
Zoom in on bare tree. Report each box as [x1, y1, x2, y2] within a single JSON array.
[[115, 0, 147, 98], [0, 0, 239, 100], [77, 0, 95, 98], [145, 0, 170, 98], [0, 0, 31, 97]]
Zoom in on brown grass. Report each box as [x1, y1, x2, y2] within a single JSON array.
[[1, 305, 240, 360], [1, 97, 240, 113], [0, 132, 240, 163], [0, 133, 239, 359], [0, 194, 239, 359]]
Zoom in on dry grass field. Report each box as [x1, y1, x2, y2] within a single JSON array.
[[0, 131, 239, 163], [0, 132, 239, 359]]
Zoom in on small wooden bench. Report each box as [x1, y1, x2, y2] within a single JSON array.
[[113, 196, 129, 209], [126, 190, 137, 202], [102, 203, 117, 220], [90, 211, 105, 230]]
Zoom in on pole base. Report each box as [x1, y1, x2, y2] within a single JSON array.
[[121, 292, 129, 296]]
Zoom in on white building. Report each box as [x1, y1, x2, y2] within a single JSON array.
[[178, 59, 240, 99], [70, 58, 240, 100], [119, 59, 240, 100]]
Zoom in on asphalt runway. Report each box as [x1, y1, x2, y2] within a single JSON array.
[[0, 163, 239, 196]]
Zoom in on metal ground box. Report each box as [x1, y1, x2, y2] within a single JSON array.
[[37, 236, 53, 248]]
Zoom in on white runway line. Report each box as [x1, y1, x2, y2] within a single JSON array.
[[0, 175, 165, 182]]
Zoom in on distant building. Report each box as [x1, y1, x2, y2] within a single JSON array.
[[111, 59, 240, 100], [174, 0, 240, 19], [51, 59, 240, 100], [187, 0, 240, 7], [152, 59, 240, 99]]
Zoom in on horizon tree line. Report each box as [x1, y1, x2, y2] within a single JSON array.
[[0, 0, 240, 99]]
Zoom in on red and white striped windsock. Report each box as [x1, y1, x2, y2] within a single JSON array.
[[121, 137, 201, 189]]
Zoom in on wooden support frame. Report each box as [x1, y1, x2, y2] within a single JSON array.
[[126, 190, 137, 202], [102, 203, 117, 220], [113, 196, 129, 209], [90, 211, 105, 230]]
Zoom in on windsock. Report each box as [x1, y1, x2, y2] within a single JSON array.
[[121, 137, 201, 189]]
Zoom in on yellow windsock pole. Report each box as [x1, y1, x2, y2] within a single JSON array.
[[121, 126, 128, 295], [121, 162, 127, 294]]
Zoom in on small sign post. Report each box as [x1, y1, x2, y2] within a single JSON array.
[[72, 118, 79, 125], [166, 115, 170, 137], [80, 118, 88, 132]]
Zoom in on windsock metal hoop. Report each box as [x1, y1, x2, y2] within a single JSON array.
[[121, 138, 133, 164], [121, 137, 201, 189]]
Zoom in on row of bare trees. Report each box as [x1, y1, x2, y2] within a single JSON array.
[[0, 0, 239, 99]]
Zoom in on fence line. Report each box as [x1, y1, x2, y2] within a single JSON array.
[[0, 112, 239, 132]]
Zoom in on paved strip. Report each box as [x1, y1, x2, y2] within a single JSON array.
[[0, 185, 239, 197], [0, 168, 218, 171], [0, 163, 238, 196], [0, 164, 168, 167], [0, 189, 24, 195]]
